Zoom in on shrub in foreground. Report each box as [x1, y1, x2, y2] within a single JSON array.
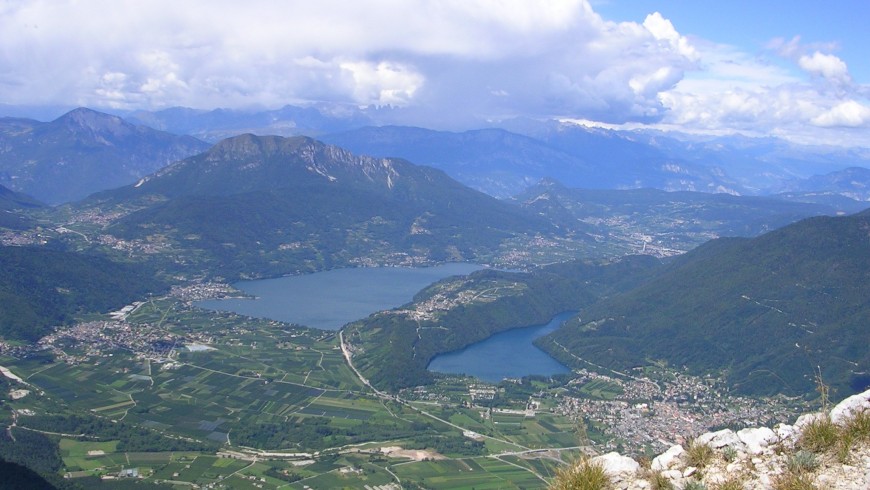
[[550, 458, 612, 490]]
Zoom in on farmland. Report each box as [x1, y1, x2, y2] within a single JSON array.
[[1, 295, 593, 488]]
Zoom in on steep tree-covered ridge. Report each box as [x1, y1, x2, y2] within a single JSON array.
[[0, 183, 42, 230], [541, 208, 870, 397], [0, 246, 166, 341], [87, 134, 553, 279], [344, 256, 660, 391]]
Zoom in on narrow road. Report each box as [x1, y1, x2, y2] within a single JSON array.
[[338, 330, 528, 451]]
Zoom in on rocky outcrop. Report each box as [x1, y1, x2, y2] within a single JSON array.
[[579, 389, 870, 490]]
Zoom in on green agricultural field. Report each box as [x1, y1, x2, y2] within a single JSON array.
[[578, 379, 624, 400], [392, 457, 551, 489], [1, 297, 589, 488]]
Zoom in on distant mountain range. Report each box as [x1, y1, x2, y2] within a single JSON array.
[[541, 209, 870, 397], [776, 167, 870, 202], [2, 105, 868, 206], [321, 125, 741, 198], [617, 130, 870, 192], [84, 134, 551, 279], [120, 104, 870, 200], [324, 123, 870, 200], [125, 104, 372, 142], [513, 179, 867, 255], [0, 108, 210, 204]]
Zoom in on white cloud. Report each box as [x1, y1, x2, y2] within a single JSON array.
[[811, 100, 870, 127], [1, 0, 868, 146], [642, 12, 698, 61], [798, 51, 851, 83], [338, 61, 424, 106], [0, 0, 699, 124]]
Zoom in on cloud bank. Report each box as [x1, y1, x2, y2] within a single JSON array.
[[1, 0, 868, 145]]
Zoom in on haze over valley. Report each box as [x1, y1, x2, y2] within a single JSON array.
[[1, 2, 869, 488]]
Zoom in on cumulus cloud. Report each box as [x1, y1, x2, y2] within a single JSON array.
[[798, 51, 851, 83], [811, 100, 870, 127], [1, 0, 868, 146], [0, 0, 699, 124], [649, 31, 870, 146], [642, 12, 698, 61]]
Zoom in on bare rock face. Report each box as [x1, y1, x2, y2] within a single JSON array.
[[737, 427, 777, 455], [831, 389, 870, 425], [592, 452, 640, 479], [651, 444, 684, 472], [696, 428, 744, 450]]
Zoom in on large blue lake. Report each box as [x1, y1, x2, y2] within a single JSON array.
[[427, 311, 573, 382], [196, 263, 483, 330]]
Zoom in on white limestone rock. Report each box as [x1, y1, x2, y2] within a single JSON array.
[[651, 444, 685, 472], [737, 427, 777, 455], [794, 412, 825, 431], [696, 428, 744, 450], [831, 388, 870, 425], [592, 452, 640, 480], [775, 423, 799, 447]]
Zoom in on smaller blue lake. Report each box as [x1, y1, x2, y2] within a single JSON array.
[[427, 311, 574, 382]]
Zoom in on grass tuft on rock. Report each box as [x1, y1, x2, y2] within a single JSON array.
[[550, 458, 612, 490]]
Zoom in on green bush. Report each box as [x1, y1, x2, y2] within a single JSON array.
[[686, 440, 715, 468], [798, 417, 839, 452], [550, 458, 612, 490], [785, 450, 818, 474], [842, 409, 870, 441], [715, 476, 746, 490], [648, 471, 673, 490], [772, 472, 818, 490]]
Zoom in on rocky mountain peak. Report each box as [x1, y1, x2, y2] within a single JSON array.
[[54, 107, 133, 140], [196, 134, 401, 187]]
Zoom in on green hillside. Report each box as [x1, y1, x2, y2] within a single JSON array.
[[346, 256, 660, 391], [91, 134, 553, 279], [0, 184, 43, 229], [541, 209, 870, 397], [0, 246, 167, 340]]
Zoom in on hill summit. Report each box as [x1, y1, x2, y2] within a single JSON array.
[[0, 108, 209, 204], [91, 134, 552, 279]]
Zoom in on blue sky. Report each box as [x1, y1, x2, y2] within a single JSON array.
[[595, 0, 870, 82], [1, 0, 868, 146]]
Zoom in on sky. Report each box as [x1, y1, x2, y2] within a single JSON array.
[[1, 0, 869, 146]]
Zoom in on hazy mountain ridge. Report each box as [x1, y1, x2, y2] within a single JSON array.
[[0, 108, 210, 204], [4, 105, 868, 204], [108, 105, 870, 200], [776, 166, 870, 201], [513, 179, 867, 256], [126, 104, 372, 142], [322, 125, 744, 198]]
